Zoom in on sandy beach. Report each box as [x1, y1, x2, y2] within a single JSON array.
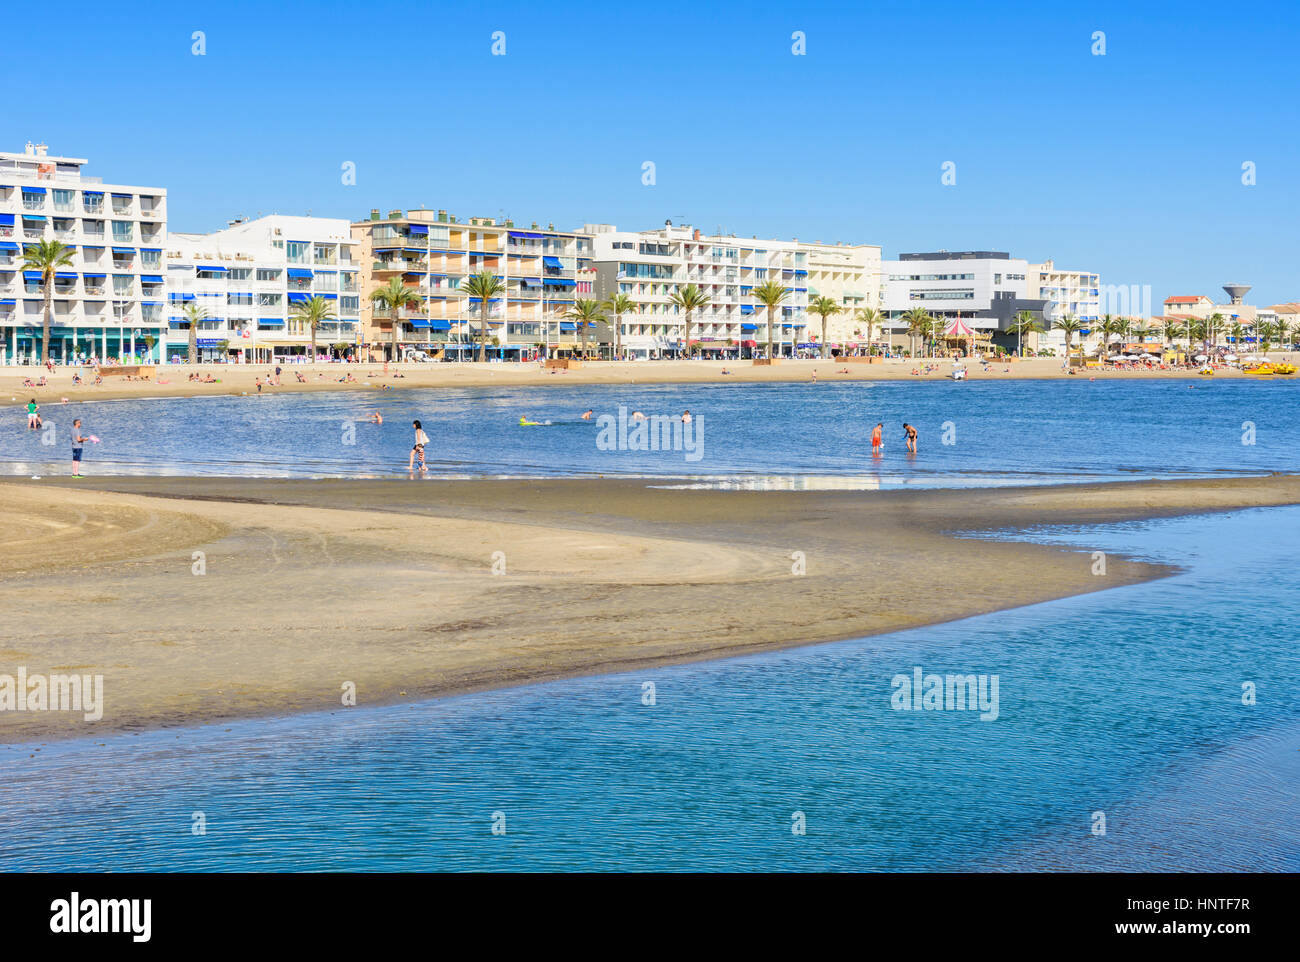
[[1, 354, 1285, 406], [4, 472, 1300, 743]]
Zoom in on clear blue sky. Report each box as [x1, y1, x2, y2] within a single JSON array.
[[8, 0, 1298, 305]]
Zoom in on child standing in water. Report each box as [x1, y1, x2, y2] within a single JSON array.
[[408, 419, 430, 473], [871, 422, 883, 455]]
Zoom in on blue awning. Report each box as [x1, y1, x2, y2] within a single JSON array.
[[0, 299, 15, 306], [543, 256, 563, 269], [408, 319, 434, 329], [408, 224, 428, 235], [258, 318, 285, 325], [113, 247, 135, 254], [168, 292, 195, 300], [510, 231, 545, 239], [140, 247, 162, 253], [83, 272, 107, 278], [741, 323, 758, 331], [82, 190, 103, 197], [23, 215, 46, 222], [428, 319, 451, 331], [21, 187, 46, 195], [55, 272, 77, 280], [198, 264, 228, 272], [141, 275, 163, 283], [287, 292, 310, 303], [23, 271, 43, 281], [314, 269, 337, 274], [319, 293, 338, 299], [287, 268, 312, 279], [111, 193, 132, 198], [0, 214, 13, 226], [740, 305, 755, 315], [544, 277, 575, 287], [559, 321, 577, 332], [0, 240, 18, 250]]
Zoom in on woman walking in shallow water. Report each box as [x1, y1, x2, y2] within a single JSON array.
[[408, 419, 430, 475]]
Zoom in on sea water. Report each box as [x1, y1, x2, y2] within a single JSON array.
[[2, 378, 1297, 486], [1, 505, 1296, 871]]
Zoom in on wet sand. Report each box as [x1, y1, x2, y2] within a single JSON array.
[[1, 354, 1280, 406], [3, 473, 1300, 743]]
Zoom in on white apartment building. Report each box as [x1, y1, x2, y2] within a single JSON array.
[[590, 222, 815, 358], [0, 143, 167, 364], [165, 215, 360, 361], [804, 241, 884, 346]]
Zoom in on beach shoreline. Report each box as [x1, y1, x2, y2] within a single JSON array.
[[4, 473, 1300, 744], [2, 355, 1289, 406]]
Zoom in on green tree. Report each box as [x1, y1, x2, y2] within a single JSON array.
[[1053, 315, 1083, 362], [854, 307, 882, 354], [750, 280, 790, 360], [902, 307, 931, 358], [462, 271, 506, 362], [565, 298, 605, 358], [21, 240, 75, 364], [669, 283, 711, 359], [808, 295, 842, 359], [600, 292, 636, 360], [1010, 310, 1042, 356], [292, 295, 337, 362], [369, 277, 422, 361], [183, 303, 208, 364]]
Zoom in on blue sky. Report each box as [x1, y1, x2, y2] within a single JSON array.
[[8, 0, 1298, 305]]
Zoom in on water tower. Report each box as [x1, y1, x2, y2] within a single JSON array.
[[1222, 283, 1252, 305]]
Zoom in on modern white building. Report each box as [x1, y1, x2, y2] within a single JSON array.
[[0, 142, 167, 364], [882, 250, 1100, 352], [165, 215, 360, 361], [590, 222, 816, 358]]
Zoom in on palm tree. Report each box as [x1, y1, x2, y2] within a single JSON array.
[[1229, 322, 1246, 351], [1273, 316, 1291, 351], [369, 277, 422, 362], [1010, 310, 1042, 356], [182, 303, 208, 364], [22, 240, 75, 364], [601, 292, 636, 361], [669, 283, 711, 359], [901, 307, 931, 358], [854, 307, 882, 354], [1053, 315, 1083, 363], [808, 296, 842, 359], [1099, 315, 1125, 358], [292, 295, 336, 362], [1160, 316, 1184, 350], [565, 298, 604, 358], [461, 271, 506, 362], [750, 280, 790, 360], [1257, 322, 1279, 354], [1204, 312, 1226, 354]]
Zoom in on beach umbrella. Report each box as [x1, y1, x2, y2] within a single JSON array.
[[1195, 354, 1208, 361]]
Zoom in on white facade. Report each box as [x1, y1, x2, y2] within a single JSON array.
[[165, 216, 360, 360], [883, 252, 1031, 331], [1029, 259, 1101, 325], [590, 223, 814, 357], [1, 143, 167, 363]]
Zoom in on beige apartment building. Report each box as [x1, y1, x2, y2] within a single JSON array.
[[351, 209, 595, 360], [803, 241, 884, 345]]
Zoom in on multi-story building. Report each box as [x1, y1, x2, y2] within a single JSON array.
[[881, 251, 1103, 353], [590, 222, 818, 358], [1, 142, 167, 363], [1028, 259, 1101, 327], [351, 209, 595, 360], [164, 215, 359, 361], [803, 241, 884, 346]]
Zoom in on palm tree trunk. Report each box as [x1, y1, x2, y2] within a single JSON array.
[[311, 324, 317, 363], [188, 318, 197, 364], [615, 313, 622, 360], [684, 310, 691, 359], [477, 303, 488, 362], [820, 315, 829, 359], [766, 308, 774, 359], [42, 281, 52, 364], [390, 312, 398, 362]]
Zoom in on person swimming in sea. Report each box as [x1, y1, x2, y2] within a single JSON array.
[[580, 409, 594, 420]]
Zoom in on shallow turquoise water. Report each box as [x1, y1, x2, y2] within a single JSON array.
[[2, 506, 1296, 871], [3, 379, 1298, 486]]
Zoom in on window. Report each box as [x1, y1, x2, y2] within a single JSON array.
[[286, 241, 309, 264], [256, 268, 281, 282], [112, 221, 134, 242], [229, 268, 251, 281]]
